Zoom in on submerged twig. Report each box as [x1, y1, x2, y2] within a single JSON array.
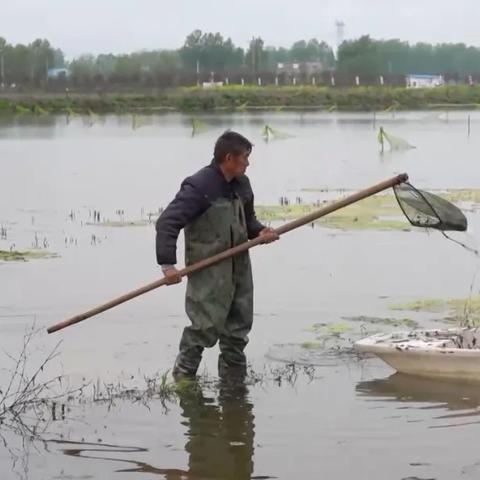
[[0, 323, 88, 435]]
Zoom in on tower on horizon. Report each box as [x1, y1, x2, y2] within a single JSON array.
[[335, 20, 345, 49]]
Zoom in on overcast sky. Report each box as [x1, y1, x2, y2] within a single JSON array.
[[1, 0, 479, 59]]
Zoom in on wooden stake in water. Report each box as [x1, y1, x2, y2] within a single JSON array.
[[468, 114, 471, 138]]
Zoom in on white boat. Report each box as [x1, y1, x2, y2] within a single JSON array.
[[355, 327, 480, 381]]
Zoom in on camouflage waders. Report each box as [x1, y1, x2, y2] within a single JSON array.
[[174, 196, 253, 377]]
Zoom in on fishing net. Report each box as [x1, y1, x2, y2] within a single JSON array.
[[393, 182, 476, 253], [83, 110, 104, 127], [394, 183, 467, 232], [65, 107, 77, 125], [378, 127, 415, 151], [191, 117, 208, 137], [236, 102, 248, 111], [262, 124, 292, 142], [33, 105, 48, 115], [132, 114, 151, 130]]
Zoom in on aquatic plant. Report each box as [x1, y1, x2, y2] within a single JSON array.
[[0, 324, 88, 436], [344, 315, 419, 329], [256, 195, 409, 231], [3, 85, 480, 114], [86, 220, 149, 227], [0, 249, 58, 262], [389, 295, 480, 326]]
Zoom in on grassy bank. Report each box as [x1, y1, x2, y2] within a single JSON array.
[[2, 85, 480, 114]]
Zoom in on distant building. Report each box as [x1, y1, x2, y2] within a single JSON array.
[[47, 68, 69, 79], [277, 61, 324, 76], [406, 74, 444, 89], [202, 81, 223, 89]]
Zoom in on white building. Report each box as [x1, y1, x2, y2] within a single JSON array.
[[406, 74, 444, 89], [202, 81, 224, 89], [47, 68, 69, 79], [277, 61, 324, 76]]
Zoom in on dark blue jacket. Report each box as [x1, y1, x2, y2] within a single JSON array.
[[155, 161, 265, 265]]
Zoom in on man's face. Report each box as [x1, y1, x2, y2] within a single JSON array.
[[225, 149, 250, 178]]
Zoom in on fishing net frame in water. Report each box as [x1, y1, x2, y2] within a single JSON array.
[[378, 126, 415, 152], [46, 173, 473, 334]]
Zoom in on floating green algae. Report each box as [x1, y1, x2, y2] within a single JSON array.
[[256, 194, 409, 231], [256, 188, 480, 231], [389, 298, 445, 313], [343, 315, 419, 329], [87, 220, 149, 227], [0, 249, 58, 262], [389, 296, 480, 326]]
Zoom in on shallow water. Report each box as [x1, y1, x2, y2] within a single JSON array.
[[1, 112, 480, 479]]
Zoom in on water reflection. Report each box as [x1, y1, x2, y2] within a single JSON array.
[[180, 379, 255, 479], [357, 373, 480, 422], [0, 114, 57, 128], [55, 379, 262, 479]]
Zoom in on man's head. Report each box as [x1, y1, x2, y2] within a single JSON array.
[[213, 131, 253, 179]]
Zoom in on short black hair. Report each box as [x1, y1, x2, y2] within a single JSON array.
[[213, 130, 253, 163]]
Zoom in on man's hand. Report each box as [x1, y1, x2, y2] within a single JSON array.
[[162, 266, 182, 285], [258, 227, 280, 244]]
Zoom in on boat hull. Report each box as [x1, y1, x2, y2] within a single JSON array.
[[355, 328, 480, 381]]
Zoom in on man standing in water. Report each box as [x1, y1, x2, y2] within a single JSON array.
[[156, 131, 279, 380]]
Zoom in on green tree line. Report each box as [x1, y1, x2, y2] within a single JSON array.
[[69, 31, 336, 81], [337, 35, 480, 77], [0, 32, 335, 86], [2, 31, 480, 88], [0, 37, 64, 86]]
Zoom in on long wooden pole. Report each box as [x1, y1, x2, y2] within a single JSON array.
[[47, 173, 408, 334]]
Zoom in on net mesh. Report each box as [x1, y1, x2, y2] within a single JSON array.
[[132, 113, 151, 130], [378, 127, 415, 151], [393, 182, 467, 232], [262, 125, 292, 142], [191, 117, 208, 137]]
